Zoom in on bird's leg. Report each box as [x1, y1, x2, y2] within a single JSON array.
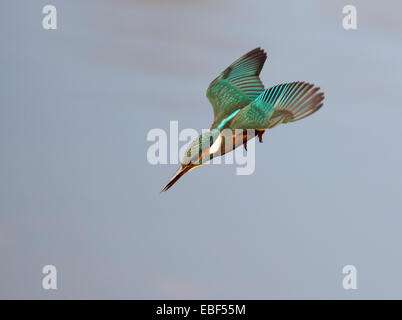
[[242, 132, 248, 151], [256, 130, 265, 143]]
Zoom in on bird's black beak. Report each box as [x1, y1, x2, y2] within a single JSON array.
[[160, 164, 192, 193]]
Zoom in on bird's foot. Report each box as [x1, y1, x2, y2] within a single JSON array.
[[257, 131, 264, 143]]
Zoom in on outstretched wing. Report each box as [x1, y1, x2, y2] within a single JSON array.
[[229, 82, 324, 130], [206, 48, 267, 129]]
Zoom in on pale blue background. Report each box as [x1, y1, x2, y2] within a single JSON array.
[[1, 0, 402, 299]]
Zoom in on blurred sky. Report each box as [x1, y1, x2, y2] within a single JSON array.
[[1, 0, 402, 299]]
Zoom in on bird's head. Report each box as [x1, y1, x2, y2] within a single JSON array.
[[161, 129, 223, 193]]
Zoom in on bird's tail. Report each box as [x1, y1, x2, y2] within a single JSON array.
[[259, 81, 324, 128]]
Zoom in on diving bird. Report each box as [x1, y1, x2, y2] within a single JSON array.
[[161, 47, 324, 193]]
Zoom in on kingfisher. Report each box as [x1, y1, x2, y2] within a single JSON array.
[[161, 47, 324, 193]]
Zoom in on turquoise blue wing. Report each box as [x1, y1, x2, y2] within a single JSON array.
[[229, 82, 324, 130], [206, 48, 267, 129]]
